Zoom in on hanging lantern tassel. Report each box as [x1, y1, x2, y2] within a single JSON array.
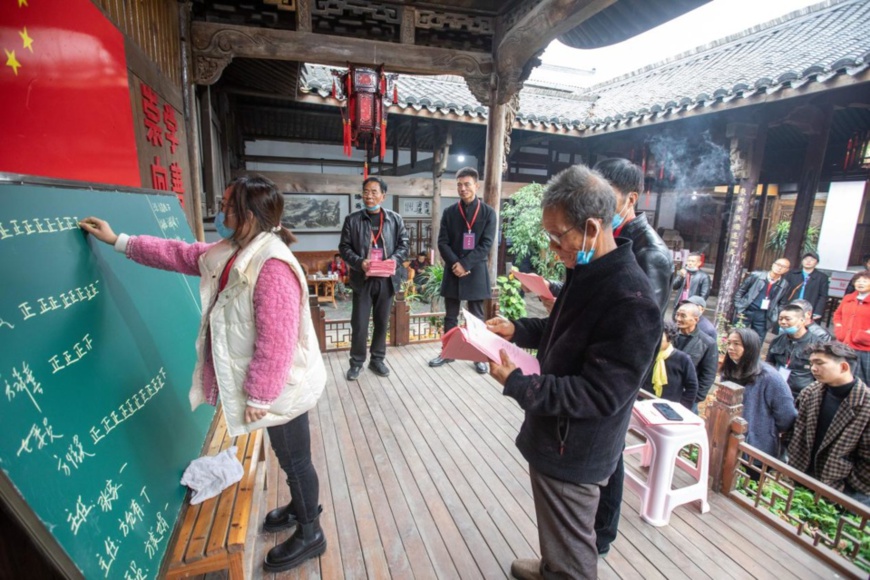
[[380, 118, 387, 159], [331, 78, 337, 99], [392, 81, 398, 105], [344, 119, 351, 157], [364, 159, 369, 180]]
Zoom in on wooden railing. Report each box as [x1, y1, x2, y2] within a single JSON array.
[[308, 291, 502, 352], [703, 382, 870, 578]]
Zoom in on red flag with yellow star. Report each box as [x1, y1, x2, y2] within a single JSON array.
[[0, 0, 140, 186]]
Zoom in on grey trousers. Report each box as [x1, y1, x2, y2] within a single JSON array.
[[531, 466, 603, 579]]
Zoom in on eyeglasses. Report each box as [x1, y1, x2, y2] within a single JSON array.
[[547, 226, 576, 248], [772, 262, 790, 269]]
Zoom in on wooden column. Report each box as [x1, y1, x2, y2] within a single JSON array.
[[390, 292, 410, 347], [783, 103, 833, 263], [705, 381, 745, 492], [179, 2, 205, 241], [198, 86, 217, 215], [711, 184, 735, 297], [483, 86, 507, 286], [431, 124, 450, 256], [747, 182, 769, 271], [721, 417, 749, 494], [715, 121, 768, 327]]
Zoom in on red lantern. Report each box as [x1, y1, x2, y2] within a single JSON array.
[[332, 65, 398, 171]]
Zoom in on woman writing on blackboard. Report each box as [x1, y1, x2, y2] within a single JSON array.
[[79, 176, 327, 573]]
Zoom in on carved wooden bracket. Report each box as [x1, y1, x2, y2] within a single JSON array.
[[194, 56, 232, 85]]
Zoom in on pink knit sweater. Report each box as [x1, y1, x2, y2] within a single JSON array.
[[126, 235, 301, 406]]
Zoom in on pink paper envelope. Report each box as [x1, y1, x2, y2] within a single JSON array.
[[441, 320, 541, 375], [512, 270, 555, 300]]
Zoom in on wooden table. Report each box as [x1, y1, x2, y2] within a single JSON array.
[[307, 277, 337, 308]]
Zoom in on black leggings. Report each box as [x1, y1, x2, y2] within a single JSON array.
[[267, 412, 320, 524]]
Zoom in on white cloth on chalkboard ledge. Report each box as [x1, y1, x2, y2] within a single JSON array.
[[180, 446, 244, 505]]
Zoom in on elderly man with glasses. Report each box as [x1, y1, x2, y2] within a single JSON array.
[[485, 164, 661, 579], [734, 258, 792, 342]]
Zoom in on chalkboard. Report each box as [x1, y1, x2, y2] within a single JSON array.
[[0, 181, 214, 579]]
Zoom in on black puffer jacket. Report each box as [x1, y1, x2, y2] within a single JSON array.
[[734, 271, 790, 325], [339, 208, 409, 294], [504, 240, 662, 484], [619, 213, 674, 313]]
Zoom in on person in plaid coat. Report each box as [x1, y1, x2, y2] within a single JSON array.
[[788, 342, 870, 503]]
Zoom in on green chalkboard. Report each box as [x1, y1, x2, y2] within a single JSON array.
[[0, 181, 214, 579]]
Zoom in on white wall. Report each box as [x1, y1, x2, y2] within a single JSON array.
[[657, 190, 678, 229], [817, 180, 866, 270]]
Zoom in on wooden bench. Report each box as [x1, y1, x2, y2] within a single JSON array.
[[164, 410, 266, 579]]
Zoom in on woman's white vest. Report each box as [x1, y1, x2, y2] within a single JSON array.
[[190, 232, 326, 437]]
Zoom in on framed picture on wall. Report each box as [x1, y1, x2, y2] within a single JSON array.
[[281, 193, 349, 232], [398, 197, 432, 218]]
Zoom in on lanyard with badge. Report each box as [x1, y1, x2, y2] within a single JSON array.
[[760, 281, 774, 310], [459, 198, 481, 250], [370, 210, 385, 261]]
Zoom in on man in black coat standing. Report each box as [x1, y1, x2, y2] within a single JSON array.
[[734, 258, 791, 342], [429, 167, 497, 373], [487, 164, 661, 579], [339, 177, 409, 381], [671, 252, 711, 314], [783, 252, 830, 322], [591, 158, 674, 557]]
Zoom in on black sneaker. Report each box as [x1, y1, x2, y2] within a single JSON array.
[[428, 356, 454, 367], [346, 365, 362, 381], [368, 360, 390, 377]]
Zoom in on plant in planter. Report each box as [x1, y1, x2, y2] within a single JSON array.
[[497, 272, 526, 320], [417, 263, 444, 310], [765, 221, 820, 255], [334, 281, 351, 300]]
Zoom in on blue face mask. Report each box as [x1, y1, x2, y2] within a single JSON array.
[[215, 211, 235, 239], [611, 214, 624, 230], [575, 221, 599, 266], [365, 204, 381, 212], [782, 325, 799, 335]]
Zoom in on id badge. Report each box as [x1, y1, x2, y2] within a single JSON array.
[[777, 367, 791, 382], [462, 232, 476, 250], [760, 298, 771, 310], [370, 247, 384, 262]]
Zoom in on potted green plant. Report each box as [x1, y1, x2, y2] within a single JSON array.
[[501, 183, 566, 281], [496, 272, 527, 320], [765, 221, 820, 255]]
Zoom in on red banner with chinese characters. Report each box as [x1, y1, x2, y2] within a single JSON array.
[[138, 79, 187, 206], [0, 0, 140, 186]]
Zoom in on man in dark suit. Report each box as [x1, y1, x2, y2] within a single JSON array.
[[674, 302, 718, 410], [671, 252, 711, 314], [734, 258, 792, 342], [784, 252, 829, 322], [429, 167, 497, 374], [339, 177, 409, 381]]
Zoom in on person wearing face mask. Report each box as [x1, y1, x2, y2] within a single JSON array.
[[789, 299, 833, 341], [721, 329, 796, 463], [834, 271, 870, 385], [79, 176, 328, 573], [766, 304, 823, 399], [593, 158, 674, 313], [671, 252, 711, 315], [485, 164, 661, 580], [429, 167, 497, 374], [784, 252, 829, 322], [339, 177, 409, 381]]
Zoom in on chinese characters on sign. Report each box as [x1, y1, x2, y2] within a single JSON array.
[[140, 82, 185, 207]]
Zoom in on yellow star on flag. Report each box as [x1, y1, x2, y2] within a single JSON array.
[[5, 50, 22, 75], [20, 27, 34, 52]]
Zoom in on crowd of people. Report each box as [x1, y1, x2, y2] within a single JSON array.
[[76, 165, 870, 577]]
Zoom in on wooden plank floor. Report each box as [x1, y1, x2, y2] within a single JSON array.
[[209, 343, 843, 579]]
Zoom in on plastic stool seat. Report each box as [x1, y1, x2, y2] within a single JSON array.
[[623, 401, 710, 526]]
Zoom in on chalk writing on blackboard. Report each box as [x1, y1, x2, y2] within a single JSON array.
[[0, 215, 80, 239], [17, 416, 63, 457], [18, 279, 100, 320], [89, 367, 167, 445], [54, 435, 95, 476], [3, 360, 43, 411], [49, 333, 94, 374]]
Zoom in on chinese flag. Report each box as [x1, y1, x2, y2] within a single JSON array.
[[0, 0, 140, 187]]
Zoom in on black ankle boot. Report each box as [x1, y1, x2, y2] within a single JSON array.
[[263, 503, 297, 532], [263, 506, 327, 572]]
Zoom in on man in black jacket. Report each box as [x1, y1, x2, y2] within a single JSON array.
[[671, 253, 711, 314], [487, 164, 661, 579], [767, 304, 823, 399], [339, 177, 409, 381], [784, 252, 830, 322], [594, 158, 674, 313], [429, 167, 497, 373], [591, 158, 674, 557], [734, 258, 791, 342], [674, 302, 719, 409]]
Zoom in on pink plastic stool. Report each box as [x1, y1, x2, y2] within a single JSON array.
[[623, 402, 710, 526]]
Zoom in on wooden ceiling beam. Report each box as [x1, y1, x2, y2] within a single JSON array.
[[192, 21, 492, 86], [495, 0, 614, 103]]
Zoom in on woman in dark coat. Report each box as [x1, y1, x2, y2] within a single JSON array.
[[644, 321, 698, 408]]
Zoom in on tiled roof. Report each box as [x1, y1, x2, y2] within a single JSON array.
[[299, 0, 870, 132]]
